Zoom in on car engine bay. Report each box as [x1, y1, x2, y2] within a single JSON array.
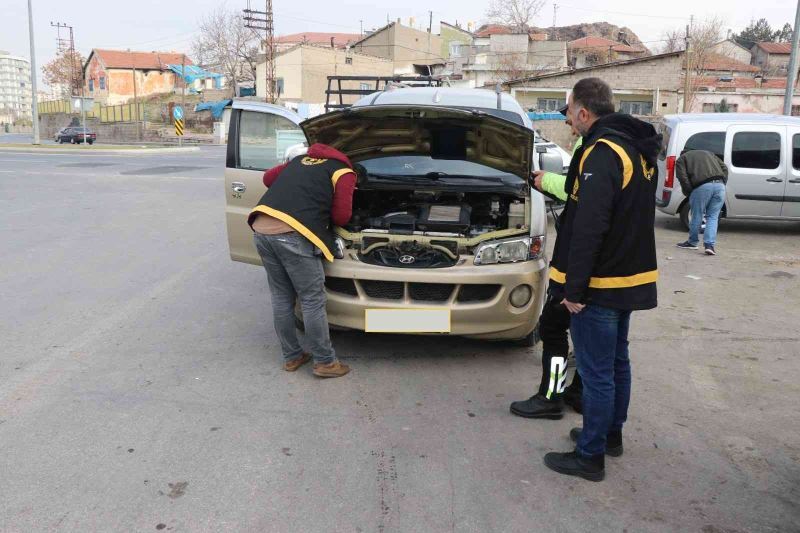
[[338, 189, 530, 268]]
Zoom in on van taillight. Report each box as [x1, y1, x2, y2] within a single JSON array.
[[665, 156, 676, 189]]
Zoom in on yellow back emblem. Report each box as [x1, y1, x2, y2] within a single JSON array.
[[301, 157, 328, 166], [641, 155, 655, 181]]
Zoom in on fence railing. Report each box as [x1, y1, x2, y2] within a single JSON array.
[[37, 100, 143, 123]]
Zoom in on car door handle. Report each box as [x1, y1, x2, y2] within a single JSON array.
[[765, 177, 783, 183], [789, 179, 800, 184], [231, 182, 246, 193]]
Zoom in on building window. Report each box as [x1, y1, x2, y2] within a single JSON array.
[[99, 77, 105, 90], [360, 83, 371, 91], [345, 57, 353, 65], [793, 134, 800, 170], [537, 98, 566, 112], [272, 78, 284, 96], [619, 101, 653, 115], [792, 105, 800, 117], [89, 79, 94, 92], [449, 42, 465, 57], [732, 132, 781, 169]]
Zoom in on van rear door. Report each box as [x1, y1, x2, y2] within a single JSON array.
[[725, 125, 785, 217], [782, 126, 800, 218], [655, 121, 672, 207]]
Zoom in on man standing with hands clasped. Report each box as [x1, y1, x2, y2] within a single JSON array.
[[542, 78, 660, 481]]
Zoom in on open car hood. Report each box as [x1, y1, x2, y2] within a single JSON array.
[[300, 105, 534, 179]]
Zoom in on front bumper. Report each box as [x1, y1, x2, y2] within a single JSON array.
[[317, 252, 548, 340]]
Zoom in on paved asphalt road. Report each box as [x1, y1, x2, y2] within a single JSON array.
[[1, 147, 799, 532]]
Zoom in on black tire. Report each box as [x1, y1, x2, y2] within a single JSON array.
[[679, 202, 706, 233], [70, 137, 76, 144], [87, 139, 94, 145], [510, 324, 541, 348]]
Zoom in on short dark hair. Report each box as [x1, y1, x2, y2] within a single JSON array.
[[572, 78, 615, 117]]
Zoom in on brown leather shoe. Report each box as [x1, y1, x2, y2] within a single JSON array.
[[312, 360, 351, 378], [283, 353, 311, 372]]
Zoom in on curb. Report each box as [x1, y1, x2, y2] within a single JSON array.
[[0, 146, 202, 155]]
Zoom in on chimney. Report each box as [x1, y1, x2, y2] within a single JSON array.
[[754, 74, 763, 88]]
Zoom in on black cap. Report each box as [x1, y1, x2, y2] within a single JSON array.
[[558, 103, 569, 116]]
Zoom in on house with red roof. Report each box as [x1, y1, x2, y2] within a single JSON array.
[[752, 42, 793, 75], [568, 36, 647, 68], [82, 49, 194, 105]]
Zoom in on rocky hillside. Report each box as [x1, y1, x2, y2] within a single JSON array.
[[534, 22, 650, 53]]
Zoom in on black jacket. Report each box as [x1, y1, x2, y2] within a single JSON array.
[[676, 149, 728, 196], [248, 147, 354, 262], [549, 113, 661, 311]]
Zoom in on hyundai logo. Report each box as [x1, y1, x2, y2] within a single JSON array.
[[398, 255, 416, 264]]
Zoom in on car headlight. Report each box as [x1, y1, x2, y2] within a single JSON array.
[[473, 235, 545, 265]]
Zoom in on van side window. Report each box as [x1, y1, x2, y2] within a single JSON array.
[[238, 110, 304, 171], [793, 134, 800, 170], [683, 132, 725, 161], [732, 132, 781, 169]]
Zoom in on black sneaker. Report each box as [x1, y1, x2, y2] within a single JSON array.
[[544, 451, 605, 482], [570, 427, 623, 457], [509, 394, 564, 420], [676, 241, 698, 250], [704, 245, 716, 256]]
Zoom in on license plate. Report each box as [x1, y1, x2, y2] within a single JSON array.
[[365, 309, 451, 333]]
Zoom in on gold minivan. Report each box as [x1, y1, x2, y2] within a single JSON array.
[[225, 88, 554, 345]]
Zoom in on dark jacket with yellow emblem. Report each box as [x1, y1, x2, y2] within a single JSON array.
[[247, 144, 356, 262], [549, 113, 661, 311]]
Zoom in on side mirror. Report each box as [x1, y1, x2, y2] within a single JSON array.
[[539, 152, 564, 174]]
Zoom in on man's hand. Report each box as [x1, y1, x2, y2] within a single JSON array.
[[530, 170, 545, 191], [561, 298, 585, 314]]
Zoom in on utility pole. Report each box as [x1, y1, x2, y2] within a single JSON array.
[[360, 20, 364, 37], [130, 50, 141, 141], [180, 54, 186, 147], [783, 0, 800, 115], [244, 0, 275, 103], [683, 22, 692, 113], [552, 4, 559, 41], [51, 22, 78, 98], [27, 0, 40, 145]]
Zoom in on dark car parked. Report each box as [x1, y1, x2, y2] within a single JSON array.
[[57, 127, 96, 145]]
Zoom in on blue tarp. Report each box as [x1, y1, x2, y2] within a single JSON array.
[[167, 64, 224, 88], [527, 112, 565, 121], [194, 99, 232, 119]]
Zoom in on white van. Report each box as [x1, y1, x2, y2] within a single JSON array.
[[656, 113, 800, 228]]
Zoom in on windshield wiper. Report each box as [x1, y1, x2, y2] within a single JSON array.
[[368, 172, 513, 182]]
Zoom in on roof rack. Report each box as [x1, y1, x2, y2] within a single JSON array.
[[324, 75, 447, 113]]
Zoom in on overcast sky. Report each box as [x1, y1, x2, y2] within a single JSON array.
[[4, 0, 797, 86]]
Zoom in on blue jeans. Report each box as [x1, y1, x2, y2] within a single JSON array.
[[689, 182, 726, 246], [253, 232, 336, 365], [570, 304, 632, 457]]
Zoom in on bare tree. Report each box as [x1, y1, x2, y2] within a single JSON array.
[[42, 49, 85, 98], [485, 0, 546, 33], [658, 29, 684, 54], [192, 7, 260, 97], [674, 17, 728, 111]]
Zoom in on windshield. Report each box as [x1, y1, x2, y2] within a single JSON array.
[[360, 155, 523, 182]]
